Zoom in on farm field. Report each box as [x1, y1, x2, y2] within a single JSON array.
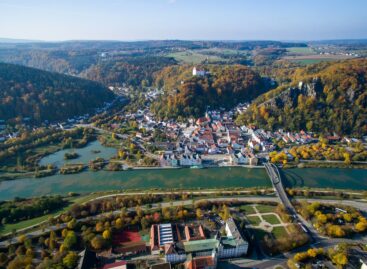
[[167, 50, 223, 64], [282, 54, 355, 65], [287, 46, 315, 55]]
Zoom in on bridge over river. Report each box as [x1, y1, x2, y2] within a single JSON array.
[[265, 163, 326, 243]]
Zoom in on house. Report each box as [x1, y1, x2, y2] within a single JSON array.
[[230, 153, 249, 165], [179, 154, 202, 167], [160, 154, 179, 167], [196, 117, 210, 126], [248, 155, 258, 166]]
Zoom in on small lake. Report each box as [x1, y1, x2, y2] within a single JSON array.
[[39, 140, 116, 167]]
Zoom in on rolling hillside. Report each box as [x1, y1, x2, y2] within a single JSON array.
[[0, 62, 115, 123]]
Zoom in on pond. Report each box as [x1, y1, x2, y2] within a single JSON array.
[[39, 140, 117, 167]]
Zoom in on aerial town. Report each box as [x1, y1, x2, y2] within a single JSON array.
[[1, 1, 367, 268]]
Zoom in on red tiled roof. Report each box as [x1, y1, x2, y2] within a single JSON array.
[[186, 256, 215, 269]]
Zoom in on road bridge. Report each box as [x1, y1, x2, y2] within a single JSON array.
[[264, 162, 321, 243]]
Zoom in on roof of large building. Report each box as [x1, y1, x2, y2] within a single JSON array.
[[159, 224, 174, 246], [183, 238, 219, 253], [225, 218, 247, 246]]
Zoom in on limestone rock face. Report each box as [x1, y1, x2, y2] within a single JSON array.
[[264, 78, 323, 109]]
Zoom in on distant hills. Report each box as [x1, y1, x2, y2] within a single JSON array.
[[0, 62, 115, 123], [0, 37, 42, 43]]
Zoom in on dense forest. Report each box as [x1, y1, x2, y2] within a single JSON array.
[[152, 65, 268, 119], [236, 59, 367, 136], [0, 63, 114, 123], [80, 56, 177, 87], [0, 196, 66, 224]]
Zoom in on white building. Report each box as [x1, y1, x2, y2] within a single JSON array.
[[179, 154, 202, 167], [193, 67, 207, 76], [218, 218, 248, 258]]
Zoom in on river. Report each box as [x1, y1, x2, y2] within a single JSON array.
[[0, 166, 366, 200], [0, 141, 366, 200]]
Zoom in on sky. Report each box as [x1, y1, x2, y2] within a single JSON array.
[[0, 0, 366, 41]]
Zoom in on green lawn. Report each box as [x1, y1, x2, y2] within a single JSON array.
[[272, 226, 288, 239], [255, 204, 276, 213], [247, 215, 262, 226], [239, 205, 256, 215], [262, 214, 281, 225]]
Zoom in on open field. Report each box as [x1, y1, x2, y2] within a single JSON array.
[[198, 48, 249, 56], [282, 54, 355, 65], [287, 46, 315, 55], [168, 50, 224, 64]]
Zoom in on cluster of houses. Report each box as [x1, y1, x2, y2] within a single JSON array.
[[110, 97, 332, 168], [150, 218, 248, 269]]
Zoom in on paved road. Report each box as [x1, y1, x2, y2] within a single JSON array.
[[265, 163, 319, 241], [1, 194, 366, 246]]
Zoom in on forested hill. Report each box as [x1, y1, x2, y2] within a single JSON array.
[[151, 65, 268, 119], [79, 56, 177, 87], [0, 62, 114, 123], [236, 59, 367, 136]]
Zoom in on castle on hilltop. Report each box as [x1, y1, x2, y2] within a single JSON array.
[[192, 67, 208, 76]]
